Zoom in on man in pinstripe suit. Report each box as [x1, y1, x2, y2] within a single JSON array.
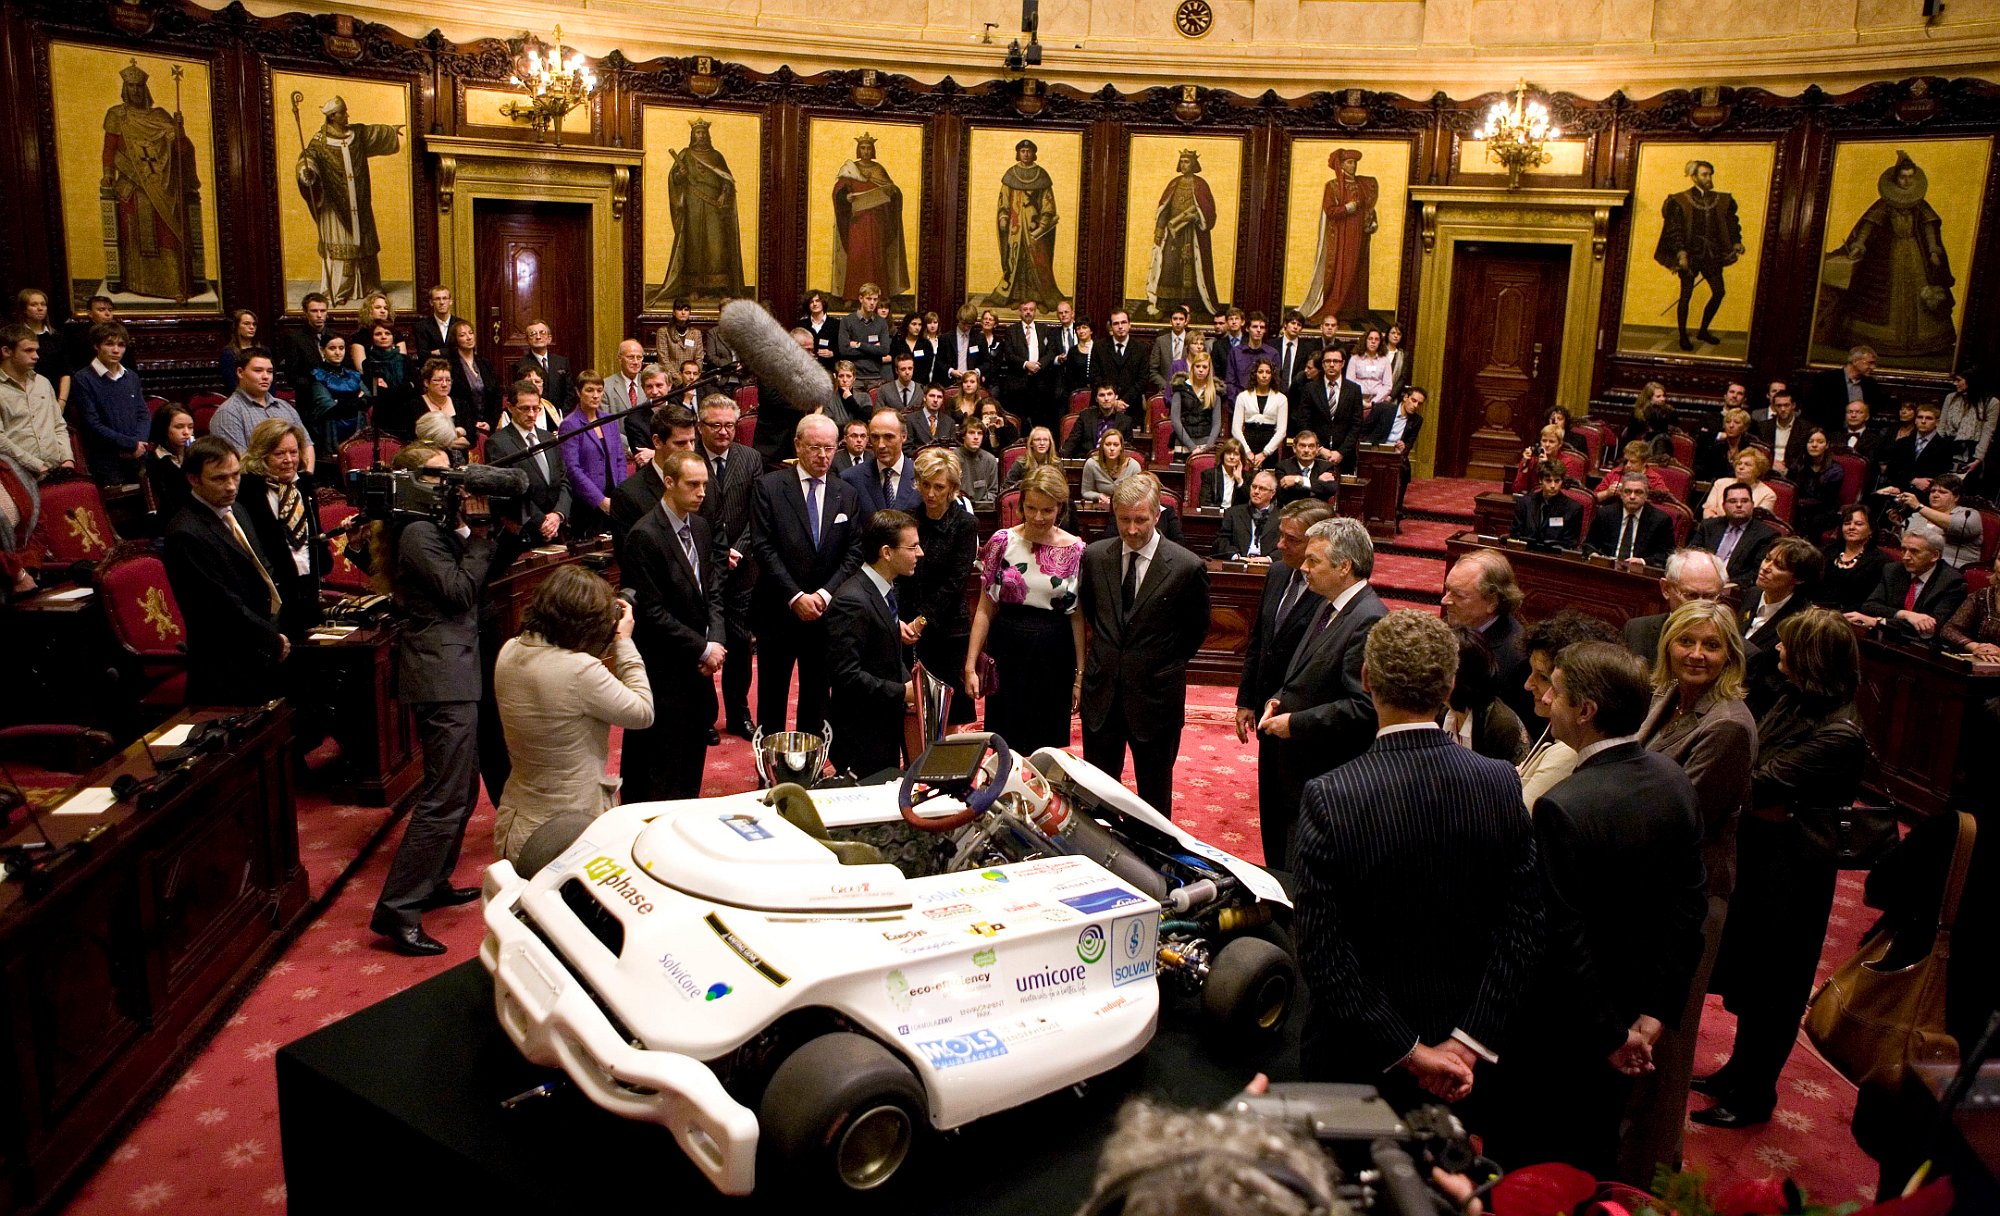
[[1292, 610, 1544, 1110]]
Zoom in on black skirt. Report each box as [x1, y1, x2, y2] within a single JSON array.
[[983, 602, 1075, 754]]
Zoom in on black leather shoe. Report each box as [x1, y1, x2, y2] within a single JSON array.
[[1690, 1101, 1772, 1129], [421, 885, 482, 909], [383, 925, 447, 956], [708, 727, 721, 745], [726, 720, 755, 741], [1689, 1070, 1735, 1098]]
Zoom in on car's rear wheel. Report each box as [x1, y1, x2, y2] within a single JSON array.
[[1201, 936, 1298, 1039], [759, 1032, 925, 1194]]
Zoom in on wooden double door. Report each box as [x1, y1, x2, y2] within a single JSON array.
[[1437, 242, 1570, 481], [472, 200, 593, 377]]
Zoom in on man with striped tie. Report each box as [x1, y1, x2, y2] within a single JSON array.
[[624, 449, 726, 801]]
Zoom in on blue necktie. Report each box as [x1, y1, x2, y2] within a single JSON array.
[[807, 477, 822, 546], [885, 585, 899, 619]]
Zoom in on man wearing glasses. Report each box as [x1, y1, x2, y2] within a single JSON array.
[[696, 394, 765, 739]]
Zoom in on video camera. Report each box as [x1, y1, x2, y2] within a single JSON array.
[[1224, 1083, 1494, 1216], [349, 462, 530, 529]]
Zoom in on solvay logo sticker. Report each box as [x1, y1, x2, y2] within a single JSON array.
[[1111, 914, 1157, 988]]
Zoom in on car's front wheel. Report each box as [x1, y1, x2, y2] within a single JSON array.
[[758, 1032, 926, 1194], [1201, 936, 1299, 1039]]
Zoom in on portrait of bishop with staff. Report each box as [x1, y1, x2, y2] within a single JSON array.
[[293, 93, 403, 306]]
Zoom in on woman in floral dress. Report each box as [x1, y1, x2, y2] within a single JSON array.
[[964, 464, 1087, 753]]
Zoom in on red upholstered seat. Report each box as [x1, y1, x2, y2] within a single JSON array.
[[1830, 453, 1868, 506], [1966, 565, 1992, 597], [997, 487, 1022, 529], [998, 442, 1027, 482], [1570, 421, 1607, 470], [1183, 451, 1217, 508], [192, 404, 219, 437], [339, 430, 402, 477], [1561, 487, 1597, 541], [319, 504, 371, 595], [1149, 397, 1172, 465], [95, 544, 188, 707], [1653, 461, 1692, 502], [1667, 431, 1695, 467], [1059, 413, 1080, 449], [733, 385, 759, 412], [1978, 507, 2000, 568], [34, 476, 118, 565], [736, 412, 756, 450], [1559, 449, 1587, 483], [1067, 390, 1090, 416], [1765, 476, 1797, 525], [1653, 496, 1695, 548], [188, 393, 226, 409]]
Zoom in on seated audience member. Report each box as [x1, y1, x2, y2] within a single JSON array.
[[1199, 437, 1249, 509], [1696, 406, 1756, 484], [1514, 423, 1571, 492], [559, 371, 627, 539], [1168, 350, 1227, 458], [826, 359, 867, 428], [1815, 503, 1893, 613], [1594, 440, 1672, 504], [1754, 389, 1809, 476], [1700, 609, 1867, 1131], [1295, 609, 1541, 1105], [1691, 481, 1780, 587], [284, 292, 335, 386], [843, 407, 920, 515], [872, 353, 925, 417], [1837, 399, 1884, 470], [1488, 642, 1705, 1178], [826, 508, 921, 777], [1518, 610, 1624, 808], [1789, 428, 1845, 541], [1885, 399, 1917, 449], [415, 412, 467, 467], [1063, 383, 1136, 459], [1544, 403, 1587, 456], [1701, 448, 1778, 519], [214, 347, 315, 473], [1004, 424, 1060, 489], [1362, 385, 1426, 510], [1848, 520, 1967, 641], [1514, 459, 1585, 548], [410, 357, 469, 452], [1081, 428, 1142, 505], [1740, 536, 1823, 717], [654, 299, 706, 370], [1276, 430, 1341, 504], [0, 323, 72, 480], [1446, 625, 1530, 763], [162, 435, 289, 706], [492, 565, 652, 864], [1875, 400, 1954, 501], [143, 404, 195, 521], [1585, 472, 1675, 568], [1624, 548, 1729, 663], [954, 417, 999, 507], [488, 381, 570, 543], [831, 416, 870, 474], [905, 381, 959, 450], [1231, 359, 1288, 469], [218, 308, 259, 393], [975, 398, 1017, 451], [1942, 550, 2000, 657], [71, 320, 151, 484], [238, 417, 327, 640], [950, 367, 999, 422], [1632, 382, 1678, 461], [1441, 548, 1534, 725], [359, 319, 411, 424], [1897, 472, 1984, 568], [306, 331, 366, 455], [1345, 327, 1396, 417], [1213, 469, 1279, 561]]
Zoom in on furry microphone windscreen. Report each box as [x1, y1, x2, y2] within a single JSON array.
[[716, 298, 834, 413]]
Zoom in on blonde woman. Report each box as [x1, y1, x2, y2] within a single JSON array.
[[1169, 351, 1225, 457], [1004, 423, 1060, 489], [1082, 429, 1142, 503]]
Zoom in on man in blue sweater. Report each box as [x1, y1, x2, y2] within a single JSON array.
[[70, 321, 150, 484]]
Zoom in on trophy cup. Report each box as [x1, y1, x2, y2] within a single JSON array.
[[751, 722, 834, 789]]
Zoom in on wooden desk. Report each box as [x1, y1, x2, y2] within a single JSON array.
[[0, 707, 306, 1212], [488, 537, 615, 638], [1355, 445, 1401, 539], [293, 623, 420, 807], [1194, 559, 1269, 686], [1856, 637, 1997, 817], [3, 588, 132, 728], [1444, 531, 1666, 627], [1475, 490, 1518, 539]]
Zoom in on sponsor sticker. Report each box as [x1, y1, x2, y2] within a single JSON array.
[[704, 912, 789, 986], [717, 813, 772, 841], [543, 839, 596, 879], [979, 869, 1009, 884], [915, 1029, 1009, 1069], [1111, 914, 1157, 988], [971, 947, 997, 967], [922, 903, 975, 920], [966, 921, 1006, 937], [1059, 888, 1146, 915], [583, 856, 656, 915], [1076, 924, 1106, 964]]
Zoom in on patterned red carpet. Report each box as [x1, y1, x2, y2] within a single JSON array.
[[54, 475, 1879, 1213]]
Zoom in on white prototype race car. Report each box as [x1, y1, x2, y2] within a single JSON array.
[[480, 732, 1297, 1197]]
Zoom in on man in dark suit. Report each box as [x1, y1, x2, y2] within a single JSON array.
[[414, 285, 468, 361], [1876, 401, 1955, 498], [1294, 348, 1366, 470], [1275, 430, 1342, 504], [283, 292, 335, 390], [871, 354, 926, 417], [903, 383, 959, 449], [1489, 641, 1707, 1178], [1144, 304, 1195, 395], [370, 444, 503, 955], [1803, 345, 1891, 435], [695, 394, 764, 739], [1690, 482, 1780, 586], [1836, 399, 1885, 473], [1224, 313, 1279, 400], [1236, 500, 1335, 862], [826, 509, 921, 777], [996, 301, 1056, 430], [1442, 549, 1535, 726], [842, 407, 921, 517], [1270, 313, 1312, 396], [1623, 548, 1728, 663], [933, 304, 982, 387], [1362, 385, 1426, 512], [624, 450, 726, 801], [1061, 385, 1136, 459], [510, 320, 574, 410], [486, 383, 572, 543], [1257, 516, 1389, 868], [1078, 474, 1211, 816], [162, 437, 289, 706], [1585, 473, 1675, 568], [1099, 311, 1150, 416], [1513, 461, 1587, 548], [1295, 609, 1543, 1104], [1213, 469, 1280, 561], [609, 404, 698, 552], [1849, 520, 1968, 642], [1752, 389, 1810, 477], [747, 413, 865, 737]]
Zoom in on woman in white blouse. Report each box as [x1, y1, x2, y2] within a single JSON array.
[[1383, 323, 1410, 398], [1346, 327, 1396, 415], [1231, 358, 1288, 469]]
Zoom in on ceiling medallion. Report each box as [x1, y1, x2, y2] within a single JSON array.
[[1174, 0, 1214, 39]]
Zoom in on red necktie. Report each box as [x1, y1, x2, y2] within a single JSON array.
[[1903, 575, 1922, 612], [629, 381, 638, 408]]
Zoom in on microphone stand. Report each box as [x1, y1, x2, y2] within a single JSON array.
[[484, 363, 744, 469]]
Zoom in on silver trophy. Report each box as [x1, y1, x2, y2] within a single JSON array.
[[751, 722, 834, 789]]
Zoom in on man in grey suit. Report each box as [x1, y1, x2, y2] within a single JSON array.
[[1237, 499, 1335, 864], [1257, 516, 1389, 869], [696, 394, 764, 738], [1623, 549, 1727, 665], [370, 444, 505, 956], [600, 339, 652, 423], [1078, 473, 1211, 816]]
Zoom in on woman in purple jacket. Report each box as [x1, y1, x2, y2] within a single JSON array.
[[557, 371, 626, 540]]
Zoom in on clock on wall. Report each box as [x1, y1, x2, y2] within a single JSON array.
[[1174, 0, 1215, 39]]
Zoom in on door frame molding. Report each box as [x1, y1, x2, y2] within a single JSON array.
[[423, 135, 643, 374], [1407, 185, 1626, 479]]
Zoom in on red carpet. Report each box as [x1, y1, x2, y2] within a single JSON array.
[[54, 475, 1878, 1213]]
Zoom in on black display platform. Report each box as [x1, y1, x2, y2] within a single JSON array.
[[277, 959, 1311, 1215]]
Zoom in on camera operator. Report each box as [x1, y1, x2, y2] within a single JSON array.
[[367, 443, 503, 956]]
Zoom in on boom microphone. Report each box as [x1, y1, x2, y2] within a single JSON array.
[[447, 463, 532, 497], [716, 298, 834, 413]]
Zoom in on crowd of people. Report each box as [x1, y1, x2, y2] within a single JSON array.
[[2, 283, 1993, 1208]]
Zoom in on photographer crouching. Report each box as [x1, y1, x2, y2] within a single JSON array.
[[358, 443, 526, 955]]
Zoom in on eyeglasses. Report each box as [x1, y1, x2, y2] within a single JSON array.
[[699, 419, 736, 430], [799, 442, 838, 453]]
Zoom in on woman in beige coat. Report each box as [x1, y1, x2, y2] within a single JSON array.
[[492, 566, 654, 862]]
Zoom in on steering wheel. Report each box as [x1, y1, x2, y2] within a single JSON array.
[[897, 732, 1013, 833]]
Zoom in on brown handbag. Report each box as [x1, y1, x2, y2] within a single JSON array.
[[1804, 811, 1976, 1091]]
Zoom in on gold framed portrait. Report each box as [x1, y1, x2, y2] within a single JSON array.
[[1120, 133, 1244, 324], [1616, 141, 1778, 363], [963, 125, 1084, 314], [642, 105, 761, 312], [1808, 136, 1993, 373], [804, 116, 924, 312], [48, 41, 221, 314], [1280, 138, 1414, 329], [270, 69, 416, 314]]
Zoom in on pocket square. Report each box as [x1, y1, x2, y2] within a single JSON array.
[[834, 513, 849, 524]]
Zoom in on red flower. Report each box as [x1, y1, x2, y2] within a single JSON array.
[[1712, 1177, 1790, 1216], [1492, 1163, 1600, 1216]]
